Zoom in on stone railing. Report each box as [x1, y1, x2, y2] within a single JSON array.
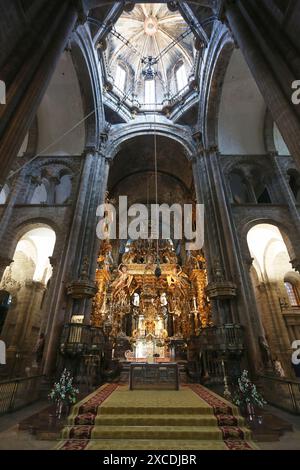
[[258, 374, 300, 415], [0, 375, 43, 415]]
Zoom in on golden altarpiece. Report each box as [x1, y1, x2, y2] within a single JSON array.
[[91, 238, 212, 361]]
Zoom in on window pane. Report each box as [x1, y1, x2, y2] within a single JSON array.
[[284, 282, 299, 306], [176, 64, 188, 91], [144, 80, 156, 108], [115, 65, 126, 92]]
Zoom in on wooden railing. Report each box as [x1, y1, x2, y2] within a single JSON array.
[[0, 375, 43, 415], [258, 374, 300, 414]]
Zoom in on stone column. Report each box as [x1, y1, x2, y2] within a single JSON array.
[[193, 146, 266, 371], [47, 176, 60, 205], [223, 0, 300, 168], [42, 149, 109, 376], [0, 0, 79, 187], [0, 168, 27, 250]]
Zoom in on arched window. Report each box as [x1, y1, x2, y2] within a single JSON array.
[[115, 64, 126, 92], [284, 281, 300, 307], [253, 180, 272, 204], [0, 184, 9, 205], [30, 183, 48, 204], [176, 63, 188, 92], [229, 172, 251, 204], [55, 174, 72, 204], [144, 80, 156, 109]]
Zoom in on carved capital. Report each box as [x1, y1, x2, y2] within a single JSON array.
[[104, 157, 112, 167], [49, 256, 57, 268], [206, 281, 237, 300], [290, 258, 300, 273], [66, 279, 98, 299], [83, 146, 99, 158], [0, 256, 13, 269], [244, 255, 254, 268], [206, 145, 219, 155]]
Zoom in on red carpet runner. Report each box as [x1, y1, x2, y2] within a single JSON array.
[[57, 383, 257, 451], [188, 384, 254, 450]]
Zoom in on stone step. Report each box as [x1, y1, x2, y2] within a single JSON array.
[[58, 439, 245, 450], [62, 424, 252, 441], [98, 405, 213, 415], [91, 414, 244, 427]]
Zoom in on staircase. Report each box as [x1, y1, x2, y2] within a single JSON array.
[[57, 383, 256, 450]]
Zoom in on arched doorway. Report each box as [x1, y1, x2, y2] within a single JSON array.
[[247, 223, 299, 376], [0, 226, 56, 375], [91, 133, 211, 363]]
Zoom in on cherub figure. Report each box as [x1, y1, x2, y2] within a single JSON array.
[[122, 245, 137, 264], [167, 266, 190, 298], [111, 264, 133, 301]]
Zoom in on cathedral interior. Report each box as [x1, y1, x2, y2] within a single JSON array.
[[0, 0, 300, 452]]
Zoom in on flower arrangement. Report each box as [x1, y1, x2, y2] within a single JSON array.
[[48, 369, 79, 406], [232, 369, 266, 409]]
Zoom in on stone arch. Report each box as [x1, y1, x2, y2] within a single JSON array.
[[106, 122, 196, 162], [240, 218, 297, 268], [199, 23, 234, 148], [6, 219, 60, 265], [228, 169, 252, 204], [71, 26, 104, 148]]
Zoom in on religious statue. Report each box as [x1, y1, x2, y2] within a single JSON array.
[[167, 266, 190, 299], [258, 335, 272, 368], [122, 245, 137, 264], [97, 240, 114, 271], [213, 260, 225, 282], [274, 357, 285, 377], [161, 244, 177, 264], [111, 264, 134, 301], [80, 256, 90, 279]]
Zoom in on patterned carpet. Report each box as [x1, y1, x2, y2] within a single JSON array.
[[55, 383, 258, 450]]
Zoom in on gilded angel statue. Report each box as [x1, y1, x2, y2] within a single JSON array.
[[167, 266, 190, 298], [111, 264, 133, 301]]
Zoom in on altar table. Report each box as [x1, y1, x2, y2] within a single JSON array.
[[129, 362, 179, 390]]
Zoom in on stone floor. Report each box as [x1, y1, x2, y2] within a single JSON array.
[[0, 401, 53, 450], [0, 400, 299, 450], [258, 406, 300, 450]]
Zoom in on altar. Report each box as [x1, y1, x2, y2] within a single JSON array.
[[91, 239, 212, 373], [129, 362, 179, 390]]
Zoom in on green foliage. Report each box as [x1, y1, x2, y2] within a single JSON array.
[[48, 369, 79, 405], [232, 370, 266, 409]]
